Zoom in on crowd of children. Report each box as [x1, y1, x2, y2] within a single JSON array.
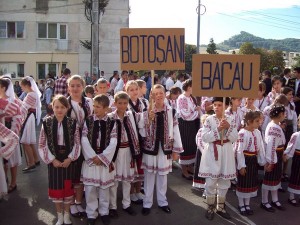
[[2, 67, 300, 224]]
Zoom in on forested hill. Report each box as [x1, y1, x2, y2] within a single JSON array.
[[217, 31, 300, 52]]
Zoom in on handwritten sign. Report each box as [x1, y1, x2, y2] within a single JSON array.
[[192, 54, 260, 98], [120, 28, 185, 70]]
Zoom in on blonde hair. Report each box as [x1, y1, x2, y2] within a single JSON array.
[[67, 75, 85, 87], [152, 84, 165, 93], [52, 94, 70, 109], [125, 80, 139, 92], [114, 91, 129, 102], [136, 79, 146, 88]]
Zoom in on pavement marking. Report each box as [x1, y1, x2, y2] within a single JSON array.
[[226, 201, 257, 225]]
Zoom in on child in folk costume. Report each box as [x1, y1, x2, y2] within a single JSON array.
[[81, 95, 118, 225], [254, 82, 271, 111], [126, 81, 148, 204], [0, 98, 19, 198], [166, 86, 182, 110], [67, 75, 93, 217], [201, 96, 214, 115], [261, 104, 286, 212], [136, 79, 148, 99], [108, 91, 143, 217], [199, 97, 238, 220], [242, 98, 260, 112], [234, 111, 266, 216], [177, 79, 201, 180], [281, 87, 297, 181], [268, 75, 283, 102], [38, 95, 81, 225], [20, 76, 42, 172], [283, 127, 300, 207], [97, 78, 115, 112], [193, 114, 209, 190], [0, 77, 22, 193], [141, 84, 183, 216], [225, 97, 244, 131]]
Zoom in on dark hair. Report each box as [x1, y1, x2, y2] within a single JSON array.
[[20, 77, 31, 87], [93, 94, 110, 108], [63, 68, 71, 75], [170, 86, 182, 95], [281, 87, 294, 110], [284, 68, 291, 75], [269, 104, 285, 119], [244, 110, 261, 126], [0, 78, 10, 91], [177, 73, 184, 80], [294, 67, 300, 73], [169, 71, 175, 76], [263, 70, 272, 77], [85, 85, 95, 95], [182, 79, 192, 91], [259, 81, 266, 92], [52, 94, 70, 109], [271, 75, 282, 85], [114, 91, 129, 102], [121, 70, 128, 76]]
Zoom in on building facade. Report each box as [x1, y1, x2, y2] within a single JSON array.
[[0, 0, 129, 81]]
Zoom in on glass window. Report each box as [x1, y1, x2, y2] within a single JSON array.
[[38, 23, 47, 38], [48, 64, 57, 77], [7, 22, 15, 38], [38, 64, 46, 79], [48, 23, 57, 38], [0, 63, 24, 78], [60, 24, 66, 39], [0, 21, 6, 38], [18, 64, 24, 77], [17, 22, 25, 38]]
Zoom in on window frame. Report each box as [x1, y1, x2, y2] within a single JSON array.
[[0, 62, 25, 78], [0, 21, 25, 39], [37, 23, 67, 40]]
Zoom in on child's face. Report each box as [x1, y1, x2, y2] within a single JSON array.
[[170, 93, 180, 100], [258, 89, 265, 98], [248, 117, 260, 130], [152, 88, 165, 104], [93, 101, 107, 118], [53, 100, 68, 118], [115, 98, 129, 114], [127, 84, 139, 100], [85, 92, 94, 98], [0, 85, 6, 95], [231, 98, 241, 107], [68, 79, 84, 97], [97, 83, 108, 94], [286, 91, 293, 101], [140, 84, 147, 95], [213, 101, 223, 116], [246, 98, 254, 106], [273, 80, 282, 92]]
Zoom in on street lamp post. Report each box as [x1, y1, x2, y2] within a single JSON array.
[[196, 1, 206, 54]]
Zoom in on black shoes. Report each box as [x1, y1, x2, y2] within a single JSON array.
[[205, 205, 215, 220], [159, 205, 171, 214], [142, 207, 151, 216], [260, 202, 275, 212], [87, 218, 96, 225], [22, 165, 36, 172], [109, 209, 118, 219], [271, 201, 286, 211], [238, 206, 247, 216], [245, 205, 254, 215], [288, 198, 300, 207], [123, 206, 137, 216], [35, 161, 41, 166], [216, 209, 231, 219], [101, 215, 110, 225]]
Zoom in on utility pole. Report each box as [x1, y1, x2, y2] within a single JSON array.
[[91, 0, 100, 78], [196, 0, 206, 54]]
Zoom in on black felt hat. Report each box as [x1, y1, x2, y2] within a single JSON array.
[[212, 97, 230, 105]]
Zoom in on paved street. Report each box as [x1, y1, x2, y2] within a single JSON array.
[[1, 119, 300, 225]]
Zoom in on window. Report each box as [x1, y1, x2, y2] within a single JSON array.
[[0, 21, 25, 38], [37, 63, 66, 79], [38, 23, 67, 39], [0, 63, 25, 78]]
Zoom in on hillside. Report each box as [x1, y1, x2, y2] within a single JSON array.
[[217, 31, 300, 52]]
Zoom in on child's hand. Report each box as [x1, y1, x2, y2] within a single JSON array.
[[264, 163, 273, 172], [172, 152, 179, 161], [239, 167, 246, 176], [52, 159, 62, 168], [282, 154, 288, 163], [148, 110, 155, 121], [92, 156, 103, 166], [61, 158, 72, 168]]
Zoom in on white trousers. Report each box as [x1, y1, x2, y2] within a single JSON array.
[[205, 178, 230, 197], [143, 170, 168, 208], [109, 181, 131, 209], [85, 185, 110, 218]]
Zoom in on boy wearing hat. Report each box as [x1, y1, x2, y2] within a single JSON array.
[[198, 97, 237, 220]]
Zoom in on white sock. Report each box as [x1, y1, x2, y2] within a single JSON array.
[[238, 197, 244, 207], [70, 204, 78, 214], [289, 193, 295, 200], [261, 188, 269, 203], [55, 212, 63, 225], [76, 204, 85, 213], [271, 190, 279, 203], [64, 212, 72, 225], [244, 197, 250, 206]]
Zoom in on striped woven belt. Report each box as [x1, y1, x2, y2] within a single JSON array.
[[295, 149, 300, 155], [243, 151, 257, 156], [276, 145, 285, 152], [120, 142, 129, 148]]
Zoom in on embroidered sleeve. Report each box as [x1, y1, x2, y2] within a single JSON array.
[[177, 96, 198, 121], [0, 123, 18, 160], [265, 126, 280, 164], [81, 122, 97, 161], [225, 117, 238, 142], [21, 93, 36, 120], [201, 117, 220, 143], [172, 117, 184, 153], [195, 128, 205, 153], [38, 125, 55, 164], [284, 132, 298, 159], [292, 110, 297, 133], [256, 130, 266, 166], [235, 131, 246, 170], [68, 124, 81, 161]]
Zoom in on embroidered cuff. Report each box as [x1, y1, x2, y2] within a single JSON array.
[[99, 154, 110, 167]]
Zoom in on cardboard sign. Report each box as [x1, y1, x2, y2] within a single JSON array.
[[192, 54, 260, 98], [120, 28, 185, 70]]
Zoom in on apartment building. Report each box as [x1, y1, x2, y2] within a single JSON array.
[[0, 0, 129, 81]]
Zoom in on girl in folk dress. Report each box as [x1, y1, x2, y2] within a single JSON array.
[[166, 86, 182, 110], [199, 97, 237, 221], [281, 87, 297, 181], [261, 104, 286, 212], [0, 98, 19, 198], [268, 75, 283, 102], [20, 76, 42, 172], [254, 82, 271, 111], [242, 98, 260, 112], [234, 111, 266, 216], [225, 97, 244, 131], [125, 81, 148, 203], [0, 77, 22, 193], [141, 84, 183, 216], [177, 79, 201, 179], [38, 95, 81, 225], [66, 75, 93, 217]]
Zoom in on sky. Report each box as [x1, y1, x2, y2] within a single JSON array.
[[129, 0, 300, 46]]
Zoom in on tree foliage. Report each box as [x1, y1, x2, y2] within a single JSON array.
[[206, 38, 218, 54], [185, 44, 197, 73]]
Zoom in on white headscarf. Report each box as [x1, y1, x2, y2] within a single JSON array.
[[25, 76, 42, 125], [2, 74, 15, 102]]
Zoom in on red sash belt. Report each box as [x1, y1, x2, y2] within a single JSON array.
[[276, 145, 284, 152], [212, 140, 230, 161], [120, 142, 129, 148], [29, 108, 36, 113], [295, 149, 300, 156], [243, 151, 257, 156]]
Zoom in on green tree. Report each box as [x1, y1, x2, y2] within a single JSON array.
[[239, 42, 256, 54], [185, 44, 197, 73], [206, 38, 218, 54]]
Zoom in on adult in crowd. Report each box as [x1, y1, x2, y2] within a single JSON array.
[[54, 68, 71, 97], [14, 81, 22, 97], [262, 70, 272, 96], [165, 71, 176, 91], [84, 71, 92, 85], [114, 70, 128, 93], [90, 74, 97, 86], [109, 71, 119, 95], [293, 67, 300, 116]]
